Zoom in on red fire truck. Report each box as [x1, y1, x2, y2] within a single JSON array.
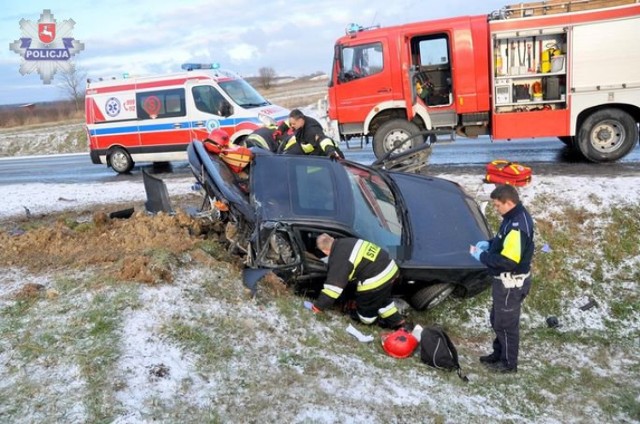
[[327, 0, 640, 162]]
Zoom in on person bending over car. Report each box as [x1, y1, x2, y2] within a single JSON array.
[[283, 109, 343, 160], [308, 233, 404, 329], [245, 120, 291, 153], [470, 184, 535, 374]]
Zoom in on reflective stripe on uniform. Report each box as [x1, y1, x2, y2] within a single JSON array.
[[319, 137, 336, 152], [357, 260, 398, 292], [501, 229, 522, 263], [357, 313, 377, 324], [378, 302, 399, 319], [348, 240, 366, 280], [283, 137, 297, 151], [321, 284, 344, 300], [301, 143, 314, 153], [246, 134, 269, 149]]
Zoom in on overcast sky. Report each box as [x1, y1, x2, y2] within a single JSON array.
[[1, 0, 507, 105]]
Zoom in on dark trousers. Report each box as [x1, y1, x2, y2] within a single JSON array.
[[489, 278, 531, 368], [356, 279, 403, 328]]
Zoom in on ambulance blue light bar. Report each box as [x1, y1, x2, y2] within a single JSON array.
[[181, 63, 221, 71]]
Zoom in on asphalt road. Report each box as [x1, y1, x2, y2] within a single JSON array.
[[1, 136, 639, 185]]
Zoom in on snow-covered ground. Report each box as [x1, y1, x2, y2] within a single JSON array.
[[1, 106, 639, 423]]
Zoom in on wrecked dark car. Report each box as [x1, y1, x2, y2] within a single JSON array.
[[187, 139, 492, 310]]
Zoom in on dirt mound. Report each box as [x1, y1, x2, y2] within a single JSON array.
[[0, 209, 227, 284]]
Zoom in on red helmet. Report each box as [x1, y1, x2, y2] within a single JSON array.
[[381, 328, 418, 359], [207, 129, 230, 147]]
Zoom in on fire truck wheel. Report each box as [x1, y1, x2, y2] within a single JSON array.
[[577, 109, 638, 162], [373, 119, 421, 159], [410, 283, 455, 311], [108, 147, 134, 174]]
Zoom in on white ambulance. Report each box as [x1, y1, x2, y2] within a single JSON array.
[[85, 63, 289, 173]]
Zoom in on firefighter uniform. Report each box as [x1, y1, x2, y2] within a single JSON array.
[[315, 238, 403, 328], [245, 126, 280, 152], [283, 115, 343, 158], [479, 202, 535, 370]]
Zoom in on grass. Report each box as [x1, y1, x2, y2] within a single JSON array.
[[1, 193, 639, 423]]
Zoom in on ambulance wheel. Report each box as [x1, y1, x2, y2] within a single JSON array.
[[577, 109, 638, 162], [109, 147, 134, 174], [410, 283, 455, 311], [373, 119, 421, 159]]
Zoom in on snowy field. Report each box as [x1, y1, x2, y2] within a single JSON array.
[[1, 107, 639, 423]]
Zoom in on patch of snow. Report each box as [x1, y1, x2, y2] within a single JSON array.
[[114, 269, 214, 421], [0, 268, 54, 299], [0, 177, 195, 220], [309, 74, 329, 81]]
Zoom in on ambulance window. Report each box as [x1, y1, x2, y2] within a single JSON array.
[[340, 42, 383, 82], [192, 86, 226, 115], [136, 88, 185, 119]]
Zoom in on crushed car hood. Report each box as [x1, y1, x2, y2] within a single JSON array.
[[388, 172, 491, 269]]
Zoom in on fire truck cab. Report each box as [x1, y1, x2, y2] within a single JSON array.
[[327, 0, 640, 162], [85, 64, 289, 173]]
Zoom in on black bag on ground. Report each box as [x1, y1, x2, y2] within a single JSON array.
[[420, 325, 468, 382]]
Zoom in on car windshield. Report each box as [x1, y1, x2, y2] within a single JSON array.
[[343, 164, 402, 250], [218, 79, 270, 108]]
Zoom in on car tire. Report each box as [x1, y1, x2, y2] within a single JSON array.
[[577, 109, 638, 162], [373, 119, 421, 159], [109, 147, 134, 173], [410, 283, 455, 311]]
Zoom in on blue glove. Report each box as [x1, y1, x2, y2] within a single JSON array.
[[470, 245, 483, 261], [475, 240, 489, 251]]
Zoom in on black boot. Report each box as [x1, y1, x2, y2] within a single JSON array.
[[486, 361, 517, 374], [479, 352, 501, 364]]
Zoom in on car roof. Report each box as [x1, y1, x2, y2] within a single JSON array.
[[250, 154, 355, 226]]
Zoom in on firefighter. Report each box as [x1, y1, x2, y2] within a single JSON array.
[[245, 120, 291, 153], [284, 109, 343, 159], [308, 233, 405, 329], [470, 184, 535, 374]]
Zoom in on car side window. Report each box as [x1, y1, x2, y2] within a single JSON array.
[[292, 164, 336, 215]]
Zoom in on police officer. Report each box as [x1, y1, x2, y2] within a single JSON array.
[[470, 184, 535, 373], [284, 109, 343, 159], [309, 233, 404, 329]]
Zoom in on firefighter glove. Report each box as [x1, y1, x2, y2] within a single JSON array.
[[330, 152, 342, 162]]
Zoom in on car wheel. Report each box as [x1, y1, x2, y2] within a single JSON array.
[[108, 147, 134, 173], [373, 119, 421, 159], [410, 283, 455, 311], [577, 109, 638, 162]]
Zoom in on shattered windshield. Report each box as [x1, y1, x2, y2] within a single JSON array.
[[218, 79, 270, 108], [344, 164, 402, 250]]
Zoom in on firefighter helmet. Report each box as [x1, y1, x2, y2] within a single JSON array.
[[381, 328, 418, 358], [207, 129, 230, 147]]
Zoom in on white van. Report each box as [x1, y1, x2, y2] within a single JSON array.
[[85, 63, 289, 173]]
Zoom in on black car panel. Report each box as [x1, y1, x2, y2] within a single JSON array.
[[387, 172, 491, 269]]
